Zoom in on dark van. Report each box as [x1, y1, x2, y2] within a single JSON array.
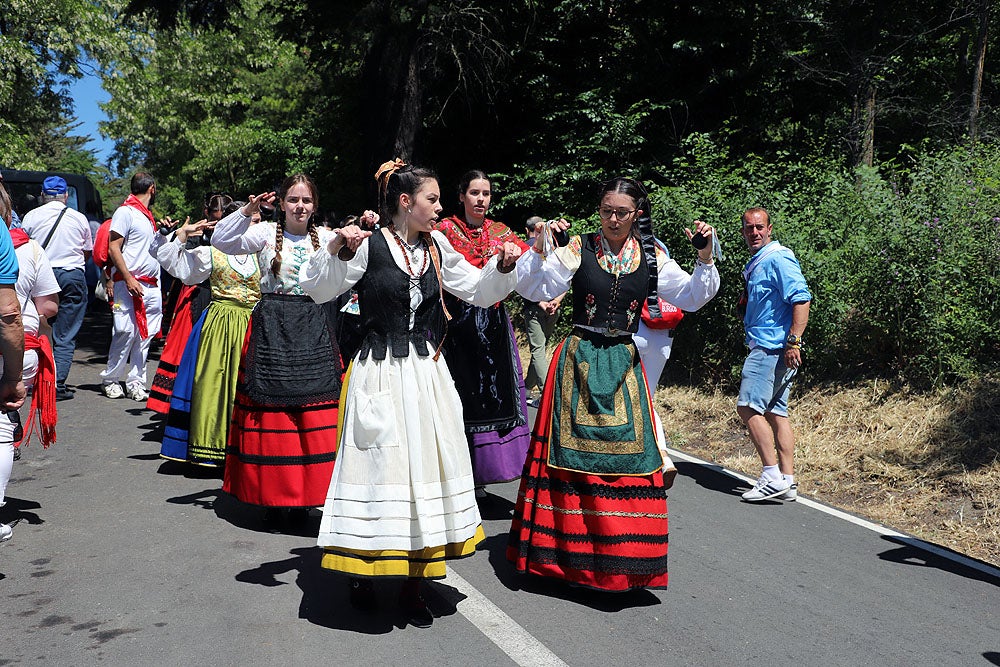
[[0, 168, 105, 224]]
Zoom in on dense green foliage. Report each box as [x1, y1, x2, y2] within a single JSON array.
[[2, 0, 998, 386], [650, 136, 1000, 388]]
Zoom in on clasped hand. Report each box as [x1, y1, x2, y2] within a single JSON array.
[[329, 224, 372, 255], [496, 241, 523, 271]]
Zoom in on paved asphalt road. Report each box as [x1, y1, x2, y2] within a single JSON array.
[[2, 309, 999, 666]]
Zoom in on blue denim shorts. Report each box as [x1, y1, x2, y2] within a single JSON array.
[[737, 347, 796, 417]]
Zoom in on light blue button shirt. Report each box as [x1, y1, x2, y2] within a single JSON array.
[[743, 241, 811, 350]]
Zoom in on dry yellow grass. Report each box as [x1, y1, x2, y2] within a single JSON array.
[[515, 332, 1000, 566], [654, 378, 1000, 567]]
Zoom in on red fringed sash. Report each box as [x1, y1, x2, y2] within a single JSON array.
[[18, 332, 56, 448]]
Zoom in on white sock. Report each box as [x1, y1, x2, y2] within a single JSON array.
[[762, 465, 781, 481], [783, 474, 795, 485]]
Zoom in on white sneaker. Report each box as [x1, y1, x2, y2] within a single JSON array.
[[126, 385, 149, 402], [103, 382, 125, 399], [0, 522, 12, 543], [741, 475, 791, 502], [780, 483, 798, 501]]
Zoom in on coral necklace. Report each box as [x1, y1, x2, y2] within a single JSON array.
[[390, 229, 429, 277]]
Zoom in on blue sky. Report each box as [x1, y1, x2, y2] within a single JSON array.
[[69, 70, 115, 165]]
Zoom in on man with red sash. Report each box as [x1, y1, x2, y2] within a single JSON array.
[[100, 172, 163, 401]]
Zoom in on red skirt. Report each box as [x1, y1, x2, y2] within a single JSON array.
[[147, 284, 198, 414], [222, 308, 340, 508], [222, 397, 339, 507], [507, 341, 669, 591]]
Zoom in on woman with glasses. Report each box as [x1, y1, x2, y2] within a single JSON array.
[[507, 176, 720, 591], [435, 170, 531, 497]]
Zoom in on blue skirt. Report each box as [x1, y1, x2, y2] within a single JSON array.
[[160, 310, 208, 465]]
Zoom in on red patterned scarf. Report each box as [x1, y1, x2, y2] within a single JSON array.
[[435, 216, 528, 269]]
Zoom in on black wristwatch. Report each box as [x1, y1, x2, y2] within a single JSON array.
[[786, 333, 803, 346]]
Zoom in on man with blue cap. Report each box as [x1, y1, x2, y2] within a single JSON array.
[[21, 175, 94, 401]]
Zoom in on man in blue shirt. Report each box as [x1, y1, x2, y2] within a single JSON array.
[[737, 207, 811, 502]]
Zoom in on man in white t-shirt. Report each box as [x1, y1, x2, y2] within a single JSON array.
[[21, 176, 94, 401], [99, 172, 163, 401]]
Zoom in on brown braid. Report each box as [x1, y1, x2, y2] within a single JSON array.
[[308, 219, 320, 251], [270, 218, 285, 276]]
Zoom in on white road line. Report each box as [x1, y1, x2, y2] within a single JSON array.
[[667, 446, 1000, 580], [445, 567, 570, 667]]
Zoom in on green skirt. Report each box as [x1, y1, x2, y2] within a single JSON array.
[[188, 300, 254, 463]]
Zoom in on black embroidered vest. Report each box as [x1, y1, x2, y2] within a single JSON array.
[[571, 233, 650, 334], [356, 230, 443, 360]]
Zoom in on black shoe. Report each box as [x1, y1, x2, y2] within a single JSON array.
[[400, 583, 433, 628], [56, 387, 75, 401], [287, 507, 310, 525], [349, 578, 377, 611]]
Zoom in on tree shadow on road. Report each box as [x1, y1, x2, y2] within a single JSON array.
[[234, 547, 463, 633], [476, 490, 516, 520], [481, 533, 661, 612], [878, 535, 1000, 587]]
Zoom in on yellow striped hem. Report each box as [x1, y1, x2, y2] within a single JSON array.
[[320, 525, 485, 579]]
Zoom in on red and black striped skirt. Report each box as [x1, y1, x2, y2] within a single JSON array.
[[507, 341, 669, 592], [222, 294, 341, 508]]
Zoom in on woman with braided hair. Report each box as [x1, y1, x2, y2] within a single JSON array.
[[212, 174, 341, 519], [299, 159, 524, 627]]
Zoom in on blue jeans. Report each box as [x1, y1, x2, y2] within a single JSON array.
[[51, 267, 88, 387], [737, 347, 795, 417]]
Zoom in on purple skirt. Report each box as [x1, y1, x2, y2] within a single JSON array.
[[467, 317, 532, 485]]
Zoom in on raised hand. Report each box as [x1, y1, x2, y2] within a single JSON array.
[[497, 240, 523, 271], [242, 192, 277, 217], [684, 220, 716, 261]]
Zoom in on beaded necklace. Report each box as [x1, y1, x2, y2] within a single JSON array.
[[390, 229, 429, 277]]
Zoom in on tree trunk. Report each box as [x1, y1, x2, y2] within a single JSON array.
[[360, 0, 428, 192], [850, 78, 877, 168], [969, 0, 989, 141], [393, 41, 422, 159]]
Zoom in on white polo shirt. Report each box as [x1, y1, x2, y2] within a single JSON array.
[[21, 200, 95, 271]]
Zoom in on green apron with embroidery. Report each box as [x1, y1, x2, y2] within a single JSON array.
[[548, 333, 661, 475]]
